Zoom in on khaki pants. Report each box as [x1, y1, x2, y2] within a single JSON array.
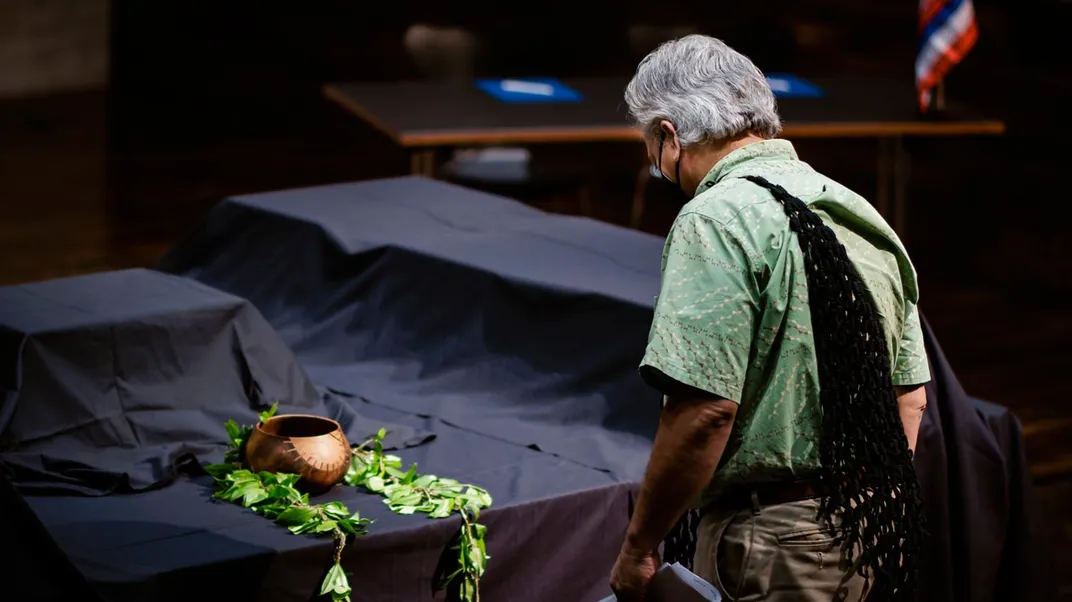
[[694, 497, 869, 602]]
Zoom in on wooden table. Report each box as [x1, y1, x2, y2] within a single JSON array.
[[324, 76, 1004, 234]]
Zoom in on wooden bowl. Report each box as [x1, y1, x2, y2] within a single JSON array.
[[245, 414, 351, 493]]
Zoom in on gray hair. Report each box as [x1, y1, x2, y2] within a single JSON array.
[[624, 35, 782, 145]]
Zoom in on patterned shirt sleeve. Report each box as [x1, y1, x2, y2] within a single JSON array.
[[891, 302, 931, 386], [639, 213, 759, 403]]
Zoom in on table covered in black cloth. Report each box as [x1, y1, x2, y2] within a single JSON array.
[[0, 269, 430, 497], [0, 267, 633, 602], [159, 177, 665, 481], [1, 176, 1054, 602]]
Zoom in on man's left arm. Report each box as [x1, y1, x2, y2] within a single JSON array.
[[892, 303, 931, 453]]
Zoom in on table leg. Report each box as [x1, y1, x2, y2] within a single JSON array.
[[876, 137, 892, 221], [630, 164, 652, 229], [410, 149, 437, 177], [876, 135, 909, 243]]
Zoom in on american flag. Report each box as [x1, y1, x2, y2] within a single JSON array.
[[916, 0, 979, 111]]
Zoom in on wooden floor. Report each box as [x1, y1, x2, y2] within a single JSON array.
[[1, 89, 1070, 599]]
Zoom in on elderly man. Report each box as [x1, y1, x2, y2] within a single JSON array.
[[609, 35, 930, 601]]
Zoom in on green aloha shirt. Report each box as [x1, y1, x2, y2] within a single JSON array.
[[638, 139, 931, 506]]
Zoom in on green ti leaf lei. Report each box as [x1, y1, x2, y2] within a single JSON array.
[[346, 428, 491, 601], [203, 403, 492, 602]]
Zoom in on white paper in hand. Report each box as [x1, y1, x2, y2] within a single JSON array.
[[598, 562, 722, 602]]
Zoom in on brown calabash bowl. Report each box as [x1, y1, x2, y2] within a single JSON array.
[[245, 414, 350, 494]]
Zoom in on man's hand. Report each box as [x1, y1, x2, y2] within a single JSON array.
[[610, 546, 661, 602]]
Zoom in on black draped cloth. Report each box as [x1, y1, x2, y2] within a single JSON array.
[[0, 269, 430, 496], [157, 177, 664, 482], [915, 316, 1055, 602]]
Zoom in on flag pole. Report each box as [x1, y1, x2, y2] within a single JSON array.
[[935, 80, 946, 112]]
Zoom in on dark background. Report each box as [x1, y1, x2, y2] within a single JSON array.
[[1, 0, 1070, 597]]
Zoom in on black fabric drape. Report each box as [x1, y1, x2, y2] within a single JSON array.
[[915, 315, 1056, 602], [0, 269, 431, 496]]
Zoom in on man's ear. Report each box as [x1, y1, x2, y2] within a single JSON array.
[[659, 120, 680, 154]]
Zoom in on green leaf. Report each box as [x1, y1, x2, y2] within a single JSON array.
[[348, 455, 368, 474], [313, 519, 337, 533], [230, 469, 257, 483], [226, 482, 263, 505], [203, 463, 235, 478], [257, 502, 288, 519], [320, 562, 349, 596], [337, 512, 373, 536], [322, 502, 350, 520], [376, 427, 386, 440], [258, 402, 279, 424], [429, 498, 453, 519], [469, 546, 485, 572], [413, 474, 436, 488], [289, 519, 319, 535], [365, 476, 385, 492], [277, 473, 301, 488], [224, 419, 241, 441], [242, 486, 270, 507], [276, 506, 317, 526], [385, 485, 409, 499], [337, 519, 359, 535], [383, 454, 403, 468], [227, 480, 258, 495], [395, 505, 417, 515], [265, 485, 295, 500]]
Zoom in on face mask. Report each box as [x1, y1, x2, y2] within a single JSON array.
[[652, 133, 688, 202]]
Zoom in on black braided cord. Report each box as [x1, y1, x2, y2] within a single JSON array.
[[661, 175, 924, 600], [663, 507, 702, 570]]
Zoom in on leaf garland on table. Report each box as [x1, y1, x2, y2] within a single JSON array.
[[203, 404, 493, 602], [346, 428, 492, 601], [204, 466, 371, 601]]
